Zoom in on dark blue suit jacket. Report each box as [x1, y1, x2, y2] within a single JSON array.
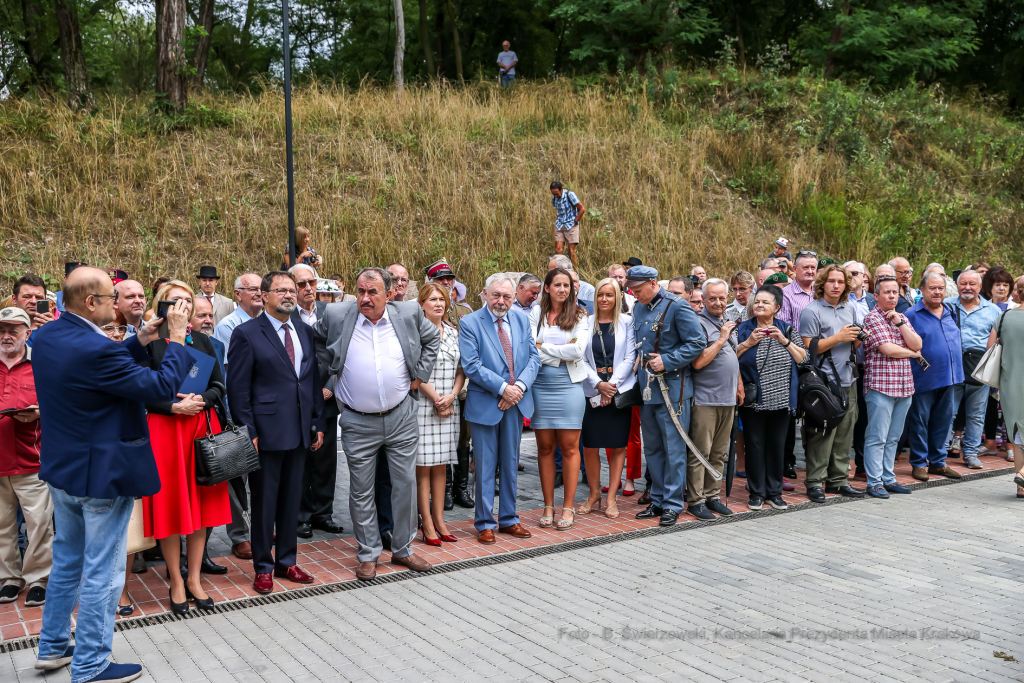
[[31, 313, 192, 499], [227, 313, 325, 451]]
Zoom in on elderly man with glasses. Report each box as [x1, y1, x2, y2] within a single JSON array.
[[213, 273, 265, 358], [888, 258, 917, 313]]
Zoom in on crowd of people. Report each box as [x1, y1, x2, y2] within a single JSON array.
[[1, 226, 1023, 682]]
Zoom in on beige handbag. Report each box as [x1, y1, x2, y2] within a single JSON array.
[[126, 499, 156, 555], [971, 312, 1009, 389]]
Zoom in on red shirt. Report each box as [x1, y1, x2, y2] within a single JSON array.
[[0, 349, 41, 476], [861, 307, 915, 398]]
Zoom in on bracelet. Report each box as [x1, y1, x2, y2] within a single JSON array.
[[783, 339, 791, 347]]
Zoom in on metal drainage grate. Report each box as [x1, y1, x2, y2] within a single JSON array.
[[0, 464, 1012, 654]]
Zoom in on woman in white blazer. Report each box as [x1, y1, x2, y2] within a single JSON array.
[[579, 279, 637, 518], [528, 268, 589, 531]]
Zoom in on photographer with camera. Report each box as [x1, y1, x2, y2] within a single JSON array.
[[798, 264, 865, 502], [860, 275, 923, 498], [905, 272, 965, 482]]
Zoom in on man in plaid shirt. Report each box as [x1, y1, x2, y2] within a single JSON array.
[[860, 275, 923, 499], [549, 180, 585, 264]]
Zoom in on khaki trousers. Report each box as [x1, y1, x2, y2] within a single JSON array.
[[686, 405, 734, 505], [804, 383, 859, 489], [0, 473, 54, 588]]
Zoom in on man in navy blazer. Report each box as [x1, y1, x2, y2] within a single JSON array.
[[227, 271, 325, 595], [32, 267, 192, 683], [459, 274, 541, 544]]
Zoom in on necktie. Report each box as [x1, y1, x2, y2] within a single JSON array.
[[497, 317, 515, 383], [282, 323, 296, 369]]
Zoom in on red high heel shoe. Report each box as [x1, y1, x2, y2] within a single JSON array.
[[420, 526, 442, 547], [436, 529, 458, 543]]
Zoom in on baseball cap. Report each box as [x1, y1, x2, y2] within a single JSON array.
[[0, 307, 32, 327], [776, 238, 789, 248]]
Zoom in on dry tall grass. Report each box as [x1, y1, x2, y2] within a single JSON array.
[[1, 79, 1019, 298]]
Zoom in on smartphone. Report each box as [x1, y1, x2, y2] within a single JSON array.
[[36, 300, 49, 315], [157, 300, 175, 339]]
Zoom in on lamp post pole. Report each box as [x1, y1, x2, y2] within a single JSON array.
[[283, 0, 296, 267]]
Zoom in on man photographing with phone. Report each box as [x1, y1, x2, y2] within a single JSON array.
[[11, 276, 55, 344], [30, 266, 193, 683]]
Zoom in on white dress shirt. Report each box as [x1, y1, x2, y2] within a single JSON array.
[[335, 309, 410, 412], [64, 311, 108, 337], [266, 314, 303, 375], [486, 306, 526, 395], [297, 304, 317, 327]]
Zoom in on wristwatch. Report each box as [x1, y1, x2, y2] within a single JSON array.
[[895, 320, 906, 327]]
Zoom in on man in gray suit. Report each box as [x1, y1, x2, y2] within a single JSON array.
[[314, 267, 440, 580]]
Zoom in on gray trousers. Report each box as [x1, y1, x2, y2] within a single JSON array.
[[339, 395, 418, 563]]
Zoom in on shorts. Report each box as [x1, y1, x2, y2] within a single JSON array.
[[554, 224, 580, 244]]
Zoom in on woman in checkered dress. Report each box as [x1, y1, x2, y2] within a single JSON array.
[[415, 283, 466, 545]]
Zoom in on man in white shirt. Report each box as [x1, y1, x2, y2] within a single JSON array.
[[195, 266, 235, 325], [289, 264, 319, 328], [314, 267, 440, 581], [607, 264, 636, 313], [213, 273, 264, 357]]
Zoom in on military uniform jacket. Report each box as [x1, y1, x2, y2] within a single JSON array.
[[632, 290, 705, 404], [446, 300, 473, 329]]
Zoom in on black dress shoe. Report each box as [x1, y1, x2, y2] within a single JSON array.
[[443, 488, 454, 511], [784, 464, 797, 480], [554, 472, 564, 488], [636, 489, 652, 506], [705, 499, 733, 516], [635, 503, 663, 520], [381, 531, 393, 551], [311, 520, 345, 534], [687, 503, 716, 520], [659, 509, 679, 526], [825, 484, 865, 497], [453, 487, 475, 509], [297, 523, 313, 539], [201, 556, 228, 575], [185, 586, 216, 611], [806, 486, 826, 503], [169, 588, 189, 616]]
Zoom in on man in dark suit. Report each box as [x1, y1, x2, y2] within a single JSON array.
[[289, 263, 344, 538], [227, 271, 325, 595], [32, 267, 192, 683]]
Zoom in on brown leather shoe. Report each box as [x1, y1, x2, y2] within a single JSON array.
[[637, 489, 652, 506], [911, 467, 929, 482], [498, 523, 532, 539], [391, 553, 432, 572], [927, 465, 962, 479], [232, 541, 253, 560], [478, 529, 496, 545], [355, 561, 377, 581]]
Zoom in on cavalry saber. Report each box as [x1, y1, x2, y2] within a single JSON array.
[[654, 372, 723, 481]]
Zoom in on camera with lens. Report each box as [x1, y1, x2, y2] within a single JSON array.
[[849, 323, 869, 342]]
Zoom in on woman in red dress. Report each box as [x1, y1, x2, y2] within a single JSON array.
[[141, 280, 230, 614]]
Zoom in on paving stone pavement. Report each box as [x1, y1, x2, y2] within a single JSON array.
[[7, 474, 1024, 682]]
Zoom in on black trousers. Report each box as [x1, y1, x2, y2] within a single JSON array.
[[299, 416, 338, 525], [250, 445, 306, 575], [852, 367, 867, 471], [740, 407, 789, 499], [984, 395, 1000, 441], [375, 445, 393, 536], [784, 415, 797, 470]]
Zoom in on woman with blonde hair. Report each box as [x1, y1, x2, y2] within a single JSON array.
[[579, 278, 636, 518], [528, 268, 589, 530], [414, 282, 466, 544], [285, 226, 323, 268], [140, 280, 229, 614]]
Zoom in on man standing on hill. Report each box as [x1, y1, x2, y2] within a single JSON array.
[[550, 181, 584, 265], [497, 41, 518, 87]]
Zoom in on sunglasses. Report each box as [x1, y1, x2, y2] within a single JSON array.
[[796, 251, 818, 258]]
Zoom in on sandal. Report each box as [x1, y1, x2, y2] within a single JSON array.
[[578, 497, 601, 514], [539, 506, 555, 528], [604, 499, 619, 519], [556, 508, 576, 531]]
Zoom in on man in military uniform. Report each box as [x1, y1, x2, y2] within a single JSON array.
[[425, 259, 474, 509], [626, 265, 705, 526]]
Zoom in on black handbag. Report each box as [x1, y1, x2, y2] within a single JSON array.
[[614, 384, 644, 409], [797, 339, 850, 433], [194, 396, 261, 487]]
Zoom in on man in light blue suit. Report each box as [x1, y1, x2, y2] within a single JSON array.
[[459, 274, 541, 544]]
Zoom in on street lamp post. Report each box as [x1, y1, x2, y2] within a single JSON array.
[[282, 0, 296, 266]]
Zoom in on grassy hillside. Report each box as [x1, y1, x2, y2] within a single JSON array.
[[2, 68, 1023, 298]]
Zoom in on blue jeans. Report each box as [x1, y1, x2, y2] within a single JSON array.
[[907, 385, 955, 468], [864, 390, 912, 487], [946, 382, 989, 458], [640, 399, 691, 512], [500, 74, 515, 87], [38, 487, 134, 683]]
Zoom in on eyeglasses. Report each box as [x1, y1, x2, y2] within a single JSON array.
[[895, 269, 914, 275], [90, 292, 119, 303], [101, 325, 127, 333], [295, 279, 316, 289], [391, 278, 410, 284], [270, 288, 297, 296], [237, 287, 261, 294], [847, 271, 863, 277]]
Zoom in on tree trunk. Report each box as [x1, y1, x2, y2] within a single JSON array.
[[418, 0, 434, 78], [156, 0, 188, 110], [20, 0, 55, 90], [53, 0, 94, 110], [393, 0, 404, 91], [434, 1, 444, 77], [445, 0, 462, 83], [732, 0, 745, 66], [191, 0, 215, 89], [824, 0, 851, 78]]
